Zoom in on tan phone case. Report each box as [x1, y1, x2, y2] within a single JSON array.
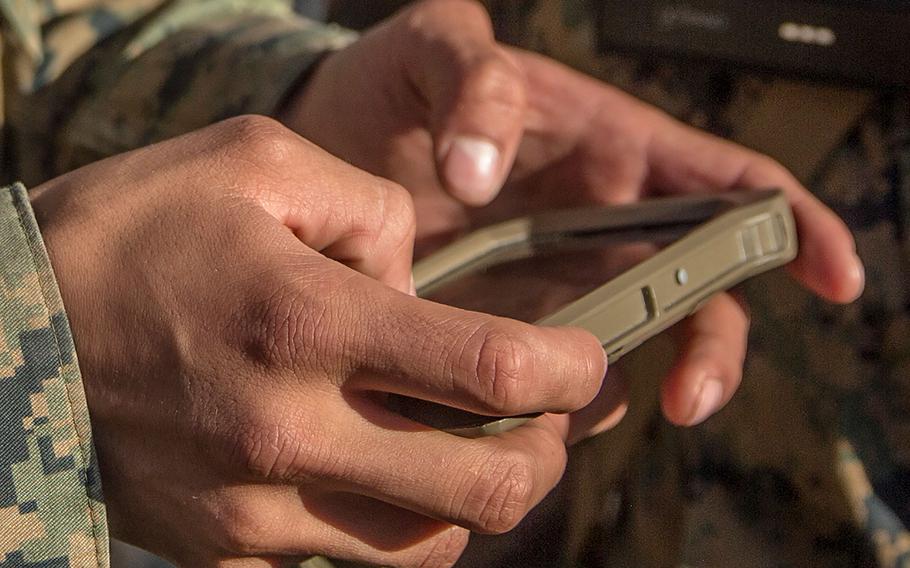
[[390, 189, 797, 437]]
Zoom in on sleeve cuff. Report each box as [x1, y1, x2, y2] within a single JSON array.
[[0, 183, 108, 567]]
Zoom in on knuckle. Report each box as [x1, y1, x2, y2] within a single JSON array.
[[757, 154, 786, 174], [230, 415, 326, 482], [243, 275, 343, 372], [460, 452, 537, 534], [404, 0, 490, 32], [429, 0, 492, 27], [231, 424, 299, 480], [375, 179, 417, 253], [465, 55, 527, 116], [571, 338, 607, 406], [214, 501, 272, 556], [464, 325, 533, 414], [222, 114, 299, 171], [379, 179, 417, 229], [579, 105, 649, 186], [746, 153, 794, 186], [415, 528, 470, 568], [262, 288, 318, 369]]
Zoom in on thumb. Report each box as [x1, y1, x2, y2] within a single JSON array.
[[399, 0, 527, 206]]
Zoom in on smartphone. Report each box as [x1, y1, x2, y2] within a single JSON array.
[[389, 189, 797, 437]]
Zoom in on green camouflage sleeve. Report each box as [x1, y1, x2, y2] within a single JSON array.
[[0, 2, 355, 565], [2, 0, 356, 186], [0, 183, 108, 567]]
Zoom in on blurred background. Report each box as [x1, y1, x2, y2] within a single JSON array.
[[115, 1, 910, 566]]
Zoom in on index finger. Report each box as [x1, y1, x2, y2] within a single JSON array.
[[341, 282, 608, 419], [645, 117, 864, 304]]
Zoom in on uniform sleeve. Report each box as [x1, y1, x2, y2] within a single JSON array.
[[3, 0, 357, 186], [0, 183, 107, 567]]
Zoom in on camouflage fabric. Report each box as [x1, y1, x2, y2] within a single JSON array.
[[0, 1, 352, 565], [457, 2, 910, 567], [0, 0, 355, 187], [2, 0, 907, 566], [0, 183, 106, 566]]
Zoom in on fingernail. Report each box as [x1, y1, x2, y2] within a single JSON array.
[[409, 274, 417, 297], [443, 136, 500, 204], [688, 378, 724, 426], [850, 253, 866, 296]]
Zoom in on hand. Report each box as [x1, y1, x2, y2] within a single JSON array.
[[31, 116, 606, 567], [282, 0, 864, 440]]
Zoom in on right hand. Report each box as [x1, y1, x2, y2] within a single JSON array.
[[285, 0, 863, 440], [31, 116, 606, 567]]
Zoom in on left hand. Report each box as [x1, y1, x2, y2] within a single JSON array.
[[281, 0, 864, 441]]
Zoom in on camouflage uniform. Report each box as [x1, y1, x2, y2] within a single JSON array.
[[2, 0, 908, 567], [0, 1, 350, 565], [0, 182, 106, 566]]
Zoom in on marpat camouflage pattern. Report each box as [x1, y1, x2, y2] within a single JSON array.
[[0, 183, 106, 566], [1, 1, 352, 565], [2, 1, 908, 567]]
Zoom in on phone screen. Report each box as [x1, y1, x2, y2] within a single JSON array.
[[421, 222, 701, 323]]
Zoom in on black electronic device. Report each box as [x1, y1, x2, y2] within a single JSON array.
[[594, 1, 910, 87]]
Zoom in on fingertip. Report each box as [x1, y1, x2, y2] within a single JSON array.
[[576, 402, 628, 443], [846, 253, 866, 300], [659, 367, 688, 426], [685, 377, 724, 426], [823, 252, 865, 304], [791, 242, 865, 304], [441, 135, 503, 205], [836, 252, 865, 303], [786, 191, 866, 303], [565, 326, 609, 388], [582, 331, 610, 406], [661, 293, 747, 426], [533, 325, 607, 411], [662, 359, 740, 426], [424, 48, 526, 206], [565, 372, 629, 445]]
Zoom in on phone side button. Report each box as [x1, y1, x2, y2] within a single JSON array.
[[574, 287, 656, 354]]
